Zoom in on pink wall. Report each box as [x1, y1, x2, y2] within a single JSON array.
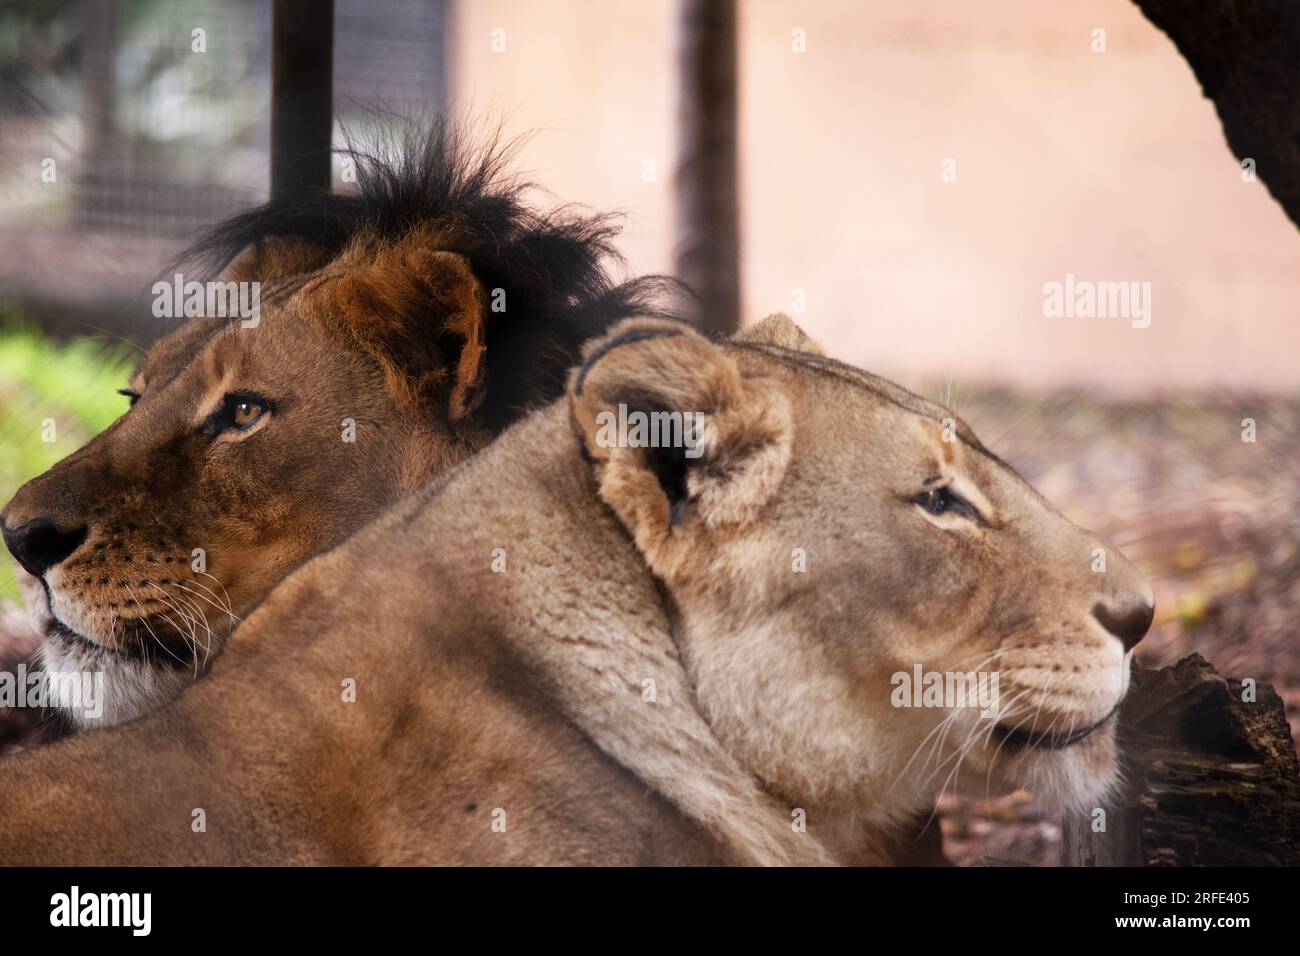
[[451, 0, 1300, 393]]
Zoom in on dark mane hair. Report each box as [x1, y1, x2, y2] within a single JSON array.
[[180, 117, 688, 428]]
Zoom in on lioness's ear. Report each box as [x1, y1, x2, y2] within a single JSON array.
[[315, 242, 488, 423], [734, 313, 824, 355], [569, 318, 793, 577]]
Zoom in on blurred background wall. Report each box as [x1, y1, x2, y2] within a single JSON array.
[[449, 0, 1300, 393], [2, 0, 1296, 390]]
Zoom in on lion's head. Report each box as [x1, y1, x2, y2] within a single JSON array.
[[0, 122, 674, 730], [570, 315, 1153, 831]]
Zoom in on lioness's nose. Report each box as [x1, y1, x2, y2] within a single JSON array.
[[1, 518, 88, 578], [1091, 598, 1154, 652]]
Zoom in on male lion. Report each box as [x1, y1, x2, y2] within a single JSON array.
[[0, 122, 675, 739], [0, 316, 1152, 865]]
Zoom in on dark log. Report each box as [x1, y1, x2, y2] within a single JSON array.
[[1130, 0, 1300, 231], [1062, 654, 1300, 866], [674, 0, 741, 336]]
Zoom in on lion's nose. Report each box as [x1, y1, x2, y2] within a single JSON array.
[[1, 518, 88, 578], [1091, 598, 1154, 652]]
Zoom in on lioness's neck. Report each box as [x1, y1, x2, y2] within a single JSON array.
[[410, 405, 839, 865]]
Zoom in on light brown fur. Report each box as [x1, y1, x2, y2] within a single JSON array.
[[575, 317, 1152, 835], [0, 316, 1151, 865]]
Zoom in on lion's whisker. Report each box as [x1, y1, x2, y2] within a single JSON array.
[[124, 586, 188, 667]]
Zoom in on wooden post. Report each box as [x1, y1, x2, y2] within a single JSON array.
[[80, 0, 117, 163], [674, 0, 741, 337], [271, 0, 334, 201], [75, 0, 118, 229]]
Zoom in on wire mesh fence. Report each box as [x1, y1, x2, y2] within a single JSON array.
[[0, 0, 447, 341]]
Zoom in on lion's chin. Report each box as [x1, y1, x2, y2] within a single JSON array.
[[46, 592, 203, 666], [37, 623, 193, 730], [12, 564, 51, 635]]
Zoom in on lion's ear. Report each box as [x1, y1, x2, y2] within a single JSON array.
[[734, 313, 824, 355], [314, 243, 488, 423], [222, 237, 335, 284], [569, 318, 793, 577]]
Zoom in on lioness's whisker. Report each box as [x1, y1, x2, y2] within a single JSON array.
[[887, 645, 1011, 799], [980, 685, 1037, 800]]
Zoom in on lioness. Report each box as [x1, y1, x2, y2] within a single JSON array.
[[0, 315, 1152, 865], [0, 122, 674, 736]]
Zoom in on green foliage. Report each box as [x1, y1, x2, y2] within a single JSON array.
[[0, 310, 136, 604]]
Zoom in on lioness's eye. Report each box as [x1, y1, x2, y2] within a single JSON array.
[[117, 388, 141, 408], [913, 486, 980, 522]]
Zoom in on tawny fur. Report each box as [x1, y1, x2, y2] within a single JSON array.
[[571, 317, 1149, 839], [0, 234, 495, 733], [0, 315, 1150, 865]]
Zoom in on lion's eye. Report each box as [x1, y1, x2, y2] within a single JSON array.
[[117, 388, 141, 408], [222, 393, 268, 431], [913, 486, 980, 521], [233, 401, 262, 427]]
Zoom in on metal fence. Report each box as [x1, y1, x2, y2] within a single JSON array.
[[0, 0, 447, 340]]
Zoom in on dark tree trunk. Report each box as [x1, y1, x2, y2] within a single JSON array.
[[271, 0, 335, 201], [1131, 0, 1300, 231], [675, 0, 741, 337], [1061, 654, 1300, 866]]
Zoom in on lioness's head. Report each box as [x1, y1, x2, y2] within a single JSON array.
[[571, 315, 1153, 825], [1, 123, 673, 729]]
